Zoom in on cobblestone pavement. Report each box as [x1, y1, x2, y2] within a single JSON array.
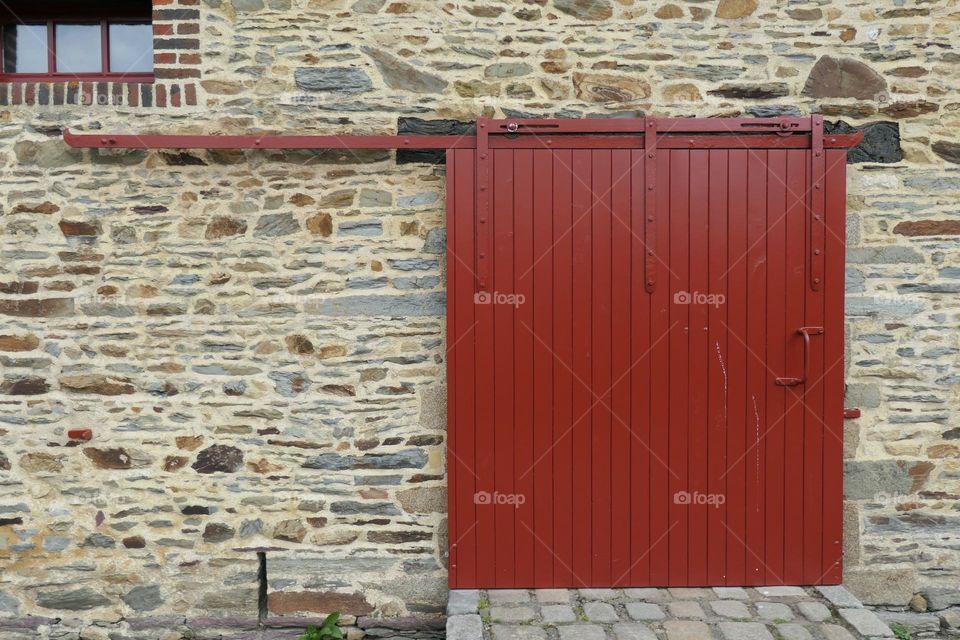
[[447, 586, 905, 640]]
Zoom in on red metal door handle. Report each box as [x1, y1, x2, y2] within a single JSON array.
[[775, 326, 824, 387]]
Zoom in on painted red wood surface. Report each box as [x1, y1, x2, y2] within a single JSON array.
[[447, 121, 849, 588]]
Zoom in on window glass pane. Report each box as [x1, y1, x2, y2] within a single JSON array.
[[3, 24, 48, 74], [108, 23, 152, 73], [55, 23, 102, 73]]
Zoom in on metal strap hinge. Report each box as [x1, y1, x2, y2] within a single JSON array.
[[476, 117, 491, 293], [810, 115, 825, 292], [644, 116, 657, 293]]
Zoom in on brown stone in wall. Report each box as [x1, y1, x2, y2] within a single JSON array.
[[931, 141, 960, 164], [306, 213, 333, 236], [164, 456, 189, 472], [286, 335, 315, 354], [59, 220, 101, 237], [553, 0, 613, 20], [715, 0, 758, 19], [0, 298, 74, 318], [11, 201, 59, 215], [893, 220, 960, 236], [573, 72, 650, 102], [0, 334, 39, 351], [267, 590, 374, 615], [802, 56, 888, 100], [880, 100, 939, 119], [0, 376, 49, 395], [191, 445, 244, 474], [0, 281, 38, 294], [83, 448, 141, 470], [205, 216, 247, 239], [122, 536, 146, 549], [59, 374, 135, 395]]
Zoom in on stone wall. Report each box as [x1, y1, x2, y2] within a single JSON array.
[[0, 0, 958, 637]]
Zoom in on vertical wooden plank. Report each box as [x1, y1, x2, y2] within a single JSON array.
[[668, 150, 690, 585], [629, 150, 652, 586], [610, 149, 632, 586], [513, 149, 535, 586], [706, 149, 729, 585], [764, 150, 787, 584], [649, 150, 672, 586], [571, 149, 593, 585], [446, 149, 459, 588], [450, 149, 479, 586], [822, 150, 847, 584], [687, 149, 710, 586], [803, 148, 825, 585], [725, 149, 748, 585], [532, 149, 555, 586], [745, 150, 768, 585], [493, 148, 515, 587], [475, 151, 497, 587], [553, 150, 574, 586], [783, 149, 807, 585], [592, 149, 613, 585]]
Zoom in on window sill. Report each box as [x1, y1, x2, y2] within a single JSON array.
[[0, 73, 154, 83]]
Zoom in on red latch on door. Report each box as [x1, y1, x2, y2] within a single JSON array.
[[775, 326, 824, 387]]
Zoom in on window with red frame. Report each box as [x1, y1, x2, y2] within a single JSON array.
[[0, 1, 153, 82]]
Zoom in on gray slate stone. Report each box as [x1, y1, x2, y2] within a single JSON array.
[[922, 587, 960, 610], [777, 624, 813, 640], [817, 586, 863, 608], [713, 587, 750, 600], [843, 460, 915, 500], [559, 625, 605, 640], [423, 228, 446, 254], [123, 585, 163, 612], [362, 47, 448, 94], [846, 296, 925, 320], [542, 604, 577, 623], [756, 602, 793, 621], [875, 610, 942, 634], [447, 614, 482, 640], [838, 608, 894, 636], [847, 246, 923, 264], [491, 625, 547, 640], [36, 587, 111, 610], [756, 586, 806, 597], [307, 292, 445, 317], [0, 591, 19, 613], [624, 588, 669, 602], [490, 605, 534, 623], [711, 600, 750, 618], [664, 620, 714, 640], [845, 568, 916, 606], [718, 622, 774, 640], [626, 602, 665, 620], [614, 622, 657, 640], [295, 67, 373, 93], [536, 589, 571, 603], [820, 624, 857, 640], [447, 590, 479, 616], [254, 213, 299, 237], [584, 600, 619, 622], [302, 450, 427, 470], [797, 601, 831, 622]]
